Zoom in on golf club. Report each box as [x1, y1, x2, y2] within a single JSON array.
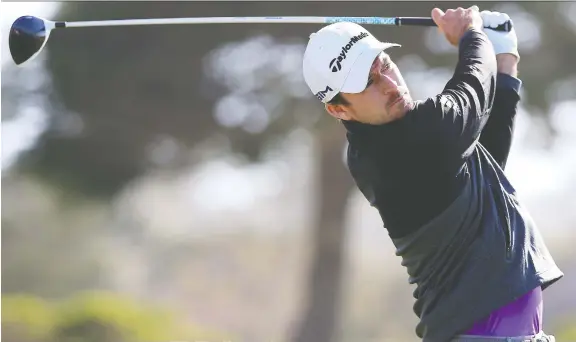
[[9, 15, 513, 67]]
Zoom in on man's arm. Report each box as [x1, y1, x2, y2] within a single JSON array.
[[475, 11, 521, 169], [478, 55, 522, 169], [480, 54, 522, 169], [400, 27, 498, 170]]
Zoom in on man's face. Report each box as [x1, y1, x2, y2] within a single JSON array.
[[325, 52, 413, 125]]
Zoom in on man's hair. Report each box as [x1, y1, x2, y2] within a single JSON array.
[[328, 93, 349, 106]]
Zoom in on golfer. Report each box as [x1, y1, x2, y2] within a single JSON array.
[[302, 6, 563, 342]]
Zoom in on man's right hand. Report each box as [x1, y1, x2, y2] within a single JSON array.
[[431, 6, 483, 46]]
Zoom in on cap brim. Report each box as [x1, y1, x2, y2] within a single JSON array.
[[340, 42, 401, 94]]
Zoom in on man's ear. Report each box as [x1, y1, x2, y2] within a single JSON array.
[[325, 103, 353, 121]]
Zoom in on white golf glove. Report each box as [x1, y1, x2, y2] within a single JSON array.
[[481, 10, 520, 61]]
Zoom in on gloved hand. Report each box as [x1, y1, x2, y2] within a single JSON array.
[[481, 10, 520, 61]]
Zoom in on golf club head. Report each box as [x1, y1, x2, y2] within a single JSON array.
[[9, 15, 55, 66]]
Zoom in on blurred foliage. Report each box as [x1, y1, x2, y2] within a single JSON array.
[[2, 295, 54, 341], [553, 318, 576, 341], [2, 292, 233, 342]]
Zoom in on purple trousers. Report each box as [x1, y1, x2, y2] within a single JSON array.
[[465, 286, 543, 336]]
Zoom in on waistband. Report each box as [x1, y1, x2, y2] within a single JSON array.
[[451, 331, 555, 342]]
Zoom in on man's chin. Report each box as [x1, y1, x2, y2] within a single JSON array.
[[389, 94, 411, 109], [389, 99, 414, 121], [402, 98, 415, 111]]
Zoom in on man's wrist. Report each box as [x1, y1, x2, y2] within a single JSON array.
[[496, 53, 518, 76], [497, 72, 522, 93]]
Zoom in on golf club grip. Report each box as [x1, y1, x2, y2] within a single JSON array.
[[397, 17, 513, 32], [396, 17, 436, 26]]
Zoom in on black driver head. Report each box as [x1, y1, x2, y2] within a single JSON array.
[[9, 16, 50, 66]]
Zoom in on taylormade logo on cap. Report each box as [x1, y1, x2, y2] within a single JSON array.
[[329, 31, 369, 72], [315, 86, 334, 101]]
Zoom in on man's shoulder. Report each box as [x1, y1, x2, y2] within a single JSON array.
[[407, 96, 458, 117]]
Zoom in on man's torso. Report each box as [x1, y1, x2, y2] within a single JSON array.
[[344, 123, 563, 342]]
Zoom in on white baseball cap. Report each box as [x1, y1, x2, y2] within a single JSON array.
[[303, 22, 401, 103]]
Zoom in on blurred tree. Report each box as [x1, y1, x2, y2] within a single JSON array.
[[289, 122, 353, 342], [9, 1, 573, 342]]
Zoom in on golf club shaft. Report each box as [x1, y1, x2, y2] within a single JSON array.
[[57, 16, 436, 28]]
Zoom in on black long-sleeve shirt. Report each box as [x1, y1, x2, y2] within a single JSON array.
[[343, 28, 521, 239], [478, 73, 521, 169], [342, 28, 562, 342]]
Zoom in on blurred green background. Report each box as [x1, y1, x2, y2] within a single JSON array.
[[2, 2, 575, 342]]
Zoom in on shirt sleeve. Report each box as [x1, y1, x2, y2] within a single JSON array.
[[398, 27, 498, 172], [477, 73, 522, 170]]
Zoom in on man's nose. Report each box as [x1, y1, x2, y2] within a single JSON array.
[[378, 74, 399, 92]]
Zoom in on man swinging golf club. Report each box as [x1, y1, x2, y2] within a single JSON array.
[[303, 5, 563, 342]]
